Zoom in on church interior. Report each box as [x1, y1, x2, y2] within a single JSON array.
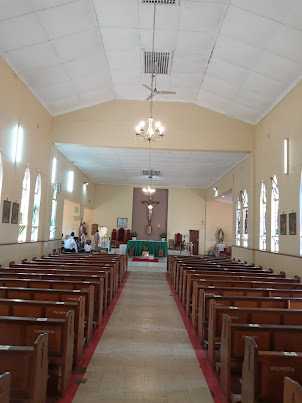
[[0, 0, 302, 402]]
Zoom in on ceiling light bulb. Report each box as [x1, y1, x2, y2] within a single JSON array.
[[155, 121, 161, 129], [160, 127, 164, 134], [136, 126, 140, 133], [140, 121, 145, 128]]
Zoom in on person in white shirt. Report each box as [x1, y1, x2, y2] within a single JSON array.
[[64, 232, 78, 253], [84, 240, 92, 253], [81, 232, 86, 248]]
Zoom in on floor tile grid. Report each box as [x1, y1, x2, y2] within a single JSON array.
[[57, 271, 131, 403], [165, 273, 227, 403]]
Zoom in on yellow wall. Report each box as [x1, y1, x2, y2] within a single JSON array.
[[52, 100, 254, 153], [0, 57, 95, 266], [205, 200, 233, 252], [167, 187, 206, 254]]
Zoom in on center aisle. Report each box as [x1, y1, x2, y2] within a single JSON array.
[[73, 268, 214, 403]]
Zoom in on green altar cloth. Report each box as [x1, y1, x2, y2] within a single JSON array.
[[126, 240, 168, 257]]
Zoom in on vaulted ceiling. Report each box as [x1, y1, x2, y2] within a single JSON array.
[[1, 0, 302, 124]]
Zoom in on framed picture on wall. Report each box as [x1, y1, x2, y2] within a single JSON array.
[[117, 218, 127, 228], [11, 202, 19, 224], [280, 214, 287, 235], [2, 200, 11, 223], [289, 212, 296, 235]]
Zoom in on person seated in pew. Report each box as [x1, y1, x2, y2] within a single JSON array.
[[84, 240, 92, 253], [64, 232, 78, 253]]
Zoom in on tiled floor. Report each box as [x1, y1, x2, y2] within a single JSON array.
[[73, 268, 214, 402]]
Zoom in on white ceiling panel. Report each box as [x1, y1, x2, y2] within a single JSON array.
[[100, 28, 140, 54], [32, 0, 75, 10], [179, 2, 225, 32], [220, 6, 279, 49], [139, 4, 180, 30], [230, 0, 295, 22], [22, 64, 70, 89], [52, 29, 101, 63], [55, 144, 249, 188], [5, 42, 61, 72], [253, 52, 301, 84], [0, 14, 48, 53], [37, 0, 95, 40], [94, 0, 139, 28], [0, 0, 34, 21], [63, 51, 109, 80], [285, 0, 302, 31], [0, 0, 302, 122], [212, 35, 262, 69], [267, 25, 302, 65]]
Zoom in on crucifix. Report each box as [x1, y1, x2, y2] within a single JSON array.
[[142, 199, 159, 234]]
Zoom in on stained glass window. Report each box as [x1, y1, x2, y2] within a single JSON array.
[[271, 175, 279, 253], [236, 193, 241, 246], [259, 182, 267, 251], [31, 174, 41, 241], [49, 183, 57, 240], [242, 190, 248, 247], [18, 167, 30, 242]]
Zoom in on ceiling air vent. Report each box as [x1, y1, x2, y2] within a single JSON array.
[[142, 0, 177, 4], [143, 169, 161, 177], [144, 51, 172, 75]]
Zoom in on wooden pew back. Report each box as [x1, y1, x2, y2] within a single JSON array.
[[0, 372, 10, 403]]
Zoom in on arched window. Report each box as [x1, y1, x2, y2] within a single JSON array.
[[242, 190, 248, 247], [49, 183, 58, 240], [19, 167, 30, 242], [31, 174, 41, 242], [236, 194, 241, 246], [271, 175, 279, 253], [259, 182, 267, 251]]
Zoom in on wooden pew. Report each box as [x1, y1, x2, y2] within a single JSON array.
[[197, 290, 302, 344], [2, 268, 109, 313], [208, 300, 302, 368], [0, 313, 74, 396], [0, 334, 48, 402], [0, 286, 94, 343], [220, 314, 302, 400], [284, 377, 302, 403], [0, 297, 84, 365], [193, 283, 302, 332], [187, 276, 302, 318], [0, 373, 10, 403], [12, 262, 115, 304], [241, 337, 302, 403], [0, 277, 103, 328]]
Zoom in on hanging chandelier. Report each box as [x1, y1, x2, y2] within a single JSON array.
[[143, 185, 156, 197], [135, 0, 165, 143]]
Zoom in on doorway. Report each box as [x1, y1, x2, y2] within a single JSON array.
[[189, 230, 199, 255]]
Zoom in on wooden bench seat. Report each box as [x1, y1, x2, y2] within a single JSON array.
[[0, 286, 94, 343], [242, 337, 302, 403], [0, 334, 48, 403], [0, 313, 74, 396], [193, 284, 302, 332], [283, 377, 302, 403], [186, 273, 300, 315], [197, 290, 302, 343], [14, 262, 116, 302], [0, 372, 10, 403], [208, 300, 302, 368], [0, 297, 84, 365], [2, 268, 109, 313], [220, 314, 302, 400], [0, 277, 103, 329]]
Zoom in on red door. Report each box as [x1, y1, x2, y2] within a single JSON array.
[[189, 230, 199, 255]]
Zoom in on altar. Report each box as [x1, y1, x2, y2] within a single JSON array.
[[126, 240, 168, 257]]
